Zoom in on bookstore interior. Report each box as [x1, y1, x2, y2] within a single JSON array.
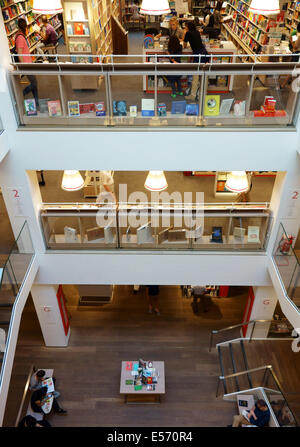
[[2, 0, 300, 125], [37, 170, 277, 251]]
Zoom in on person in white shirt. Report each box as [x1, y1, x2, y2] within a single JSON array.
[[96, 170, 116, 204]]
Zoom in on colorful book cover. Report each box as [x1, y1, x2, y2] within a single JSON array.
[[79, 103, 95, 114], [24, 99, 37, 116], [125, 361, 133, 371], [125, 379, 133, 385], [113, 100, 127, 116], [134, 385, 142, 391], [185, 103, 199, 116], [204, 95, 220, 116], [39, 98, 50, 114], [68, 100, 80, 117], [141, 98, 155, 117], [67, 23, 74, 35], [48, 100, 62, 117], [130, 105, 137, 117], [171, 100, 186, 115], [158, 103, 167, 116], [95, 102, 106, 116], [74, 22, 84, 35]]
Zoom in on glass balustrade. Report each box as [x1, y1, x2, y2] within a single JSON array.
[[40, 202, 272, 251], [9, 54, 300, 129], [0, 221, 35, 380]]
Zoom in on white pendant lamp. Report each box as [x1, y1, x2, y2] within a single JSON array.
[[32, 0, 63, 14], [249, 0, 280, 15], [61, 170, 84, 192], [140, 0, 171, 15], [144, 171, 168, 191], [225, 171, 249, 193]]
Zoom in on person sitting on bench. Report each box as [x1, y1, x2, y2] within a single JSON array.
[[18, 415, 52, 427], [31, 386, 67, 415], [30, 369, 60, 398], [231, 400, 270, 427]]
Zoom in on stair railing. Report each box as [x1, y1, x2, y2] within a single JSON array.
[[209, 319, 273, 352], [216, 364, 299, 426]]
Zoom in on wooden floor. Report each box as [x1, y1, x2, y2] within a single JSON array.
[[3, 285, 300, 427]]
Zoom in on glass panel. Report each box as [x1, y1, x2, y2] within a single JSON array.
[[110, 75, 155, 127], [202, 74, 252, 128]]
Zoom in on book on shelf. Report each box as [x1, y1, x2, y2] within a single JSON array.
[[186, 103, 199, 116], [68, 101, 80, 117], [74, 22, 84, 35], [158, 103, 167, 116], [141, 98, 155, 116], [219, 98, 234, 115], [39, 98, 50, 114], [233, 100, 246, 116], [129, 105, 137, 117], [24, 99, 37, 116], [67, 23, 74, 35], [95, 102, 106, 116], [48, 100, 62, 117], [79, 103, 95, 114], [204, 95, 220, 116], [247, 226, 260, 243], [113, 100, 127, 116], [233, 227, 246, 239], [171, 100, 186, 114], [83, 24, 90, 35], [211, 226, 223, 243], [125, 379, 133, 385]]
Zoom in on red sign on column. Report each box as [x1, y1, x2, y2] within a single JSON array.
[[56, 285, 70, 336]]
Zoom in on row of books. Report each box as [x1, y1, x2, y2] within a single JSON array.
[[69, 42, 92, 53], [24, 99, 107, 117], [66, 22, 90, 36], [2, 1, 28, 21]]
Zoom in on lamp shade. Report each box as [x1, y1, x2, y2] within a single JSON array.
[[225, 171, 249, 193], [249, 0, 280, 15], [144, 171, 168, 191], [32, 0, 63, 14], [140, 0, 171, 15], [61, 170, 84, 192]]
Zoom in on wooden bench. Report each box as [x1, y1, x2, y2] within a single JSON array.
[[15, 365, 54, 426]]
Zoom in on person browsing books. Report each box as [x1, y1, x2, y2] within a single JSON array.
[[281, 23, 300, 88], [18, 415, 52, 427], [167, 36, 183, 98], [15, 18, 39, 108], [183, 21, 208, 101], [35, 16, 58, 59], [156, 18, 185, 41], [231, 399, 270, 427], [95, 170, 116, 204]]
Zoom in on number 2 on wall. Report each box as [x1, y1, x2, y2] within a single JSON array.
[[292, 191, 299, 200], [12, 189, 19, 198]]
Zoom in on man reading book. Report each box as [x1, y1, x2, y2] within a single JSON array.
[[231, 400, 270, 427]]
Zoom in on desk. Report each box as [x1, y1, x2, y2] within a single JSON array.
[[120, 361, 165, 404], [143, 41, 237, 94]]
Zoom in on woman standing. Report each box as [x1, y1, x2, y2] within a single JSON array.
[[15, 18, 39, 108], [167, 36, 183, 98]]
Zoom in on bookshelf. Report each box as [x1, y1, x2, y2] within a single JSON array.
[[1, 0, 62, 53], [285, 1, 300, 31], [62, 0, 121, 89], [121, 0, 161, 29], [223, 0, 285, 57], [191, 0, 217, 16]]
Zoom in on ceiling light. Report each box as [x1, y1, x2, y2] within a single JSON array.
[[249, 0, 280, 15], [32, 0, 63, 14], [140, 0, 171, 15], [144, 171, 168, 191], [61, 170, 84, 192], [225, 171, 249, 193]]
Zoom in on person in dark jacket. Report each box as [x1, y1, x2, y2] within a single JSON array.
[[167, 36, 183, 98], [31, 386, 67, 415], [18, 415, 51, 427], [231, 399, 270, 427], [147, 285, 160, 315]]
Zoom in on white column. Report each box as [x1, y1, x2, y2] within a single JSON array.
[[31, 284, 70, 347], [245, 286, 278, 338]]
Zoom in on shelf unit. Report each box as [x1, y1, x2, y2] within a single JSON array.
[[223, 0, 285, 57], [191, 0, 217, 16], [121, 0, 161, 29], [285, 1, 300, 31], [1, 0, 62, 52]]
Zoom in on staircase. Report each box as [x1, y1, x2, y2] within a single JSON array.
[[217, 340, 255, 395]]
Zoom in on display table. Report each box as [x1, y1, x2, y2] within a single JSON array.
[[120, 361, 165, 404], [143, 40, 237, 94]]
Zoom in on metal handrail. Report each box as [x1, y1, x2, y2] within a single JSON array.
[[209, 319, 273, 352], [216, 365, 299, 426]]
